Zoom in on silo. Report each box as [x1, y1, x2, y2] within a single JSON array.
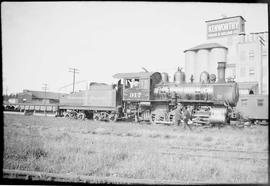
[[210, 47, 227, 78], [196, 49, 209, 83], [184, 50, 196, 83]]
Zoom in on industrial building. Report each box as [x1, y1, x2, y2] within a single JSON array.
[[184, 16, 268, 95], [184, 16, 268, 120], [18, 89, 64, 104]]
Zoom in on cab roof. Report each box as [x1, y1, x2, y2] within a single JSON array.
[[113, 72, 158, 79]]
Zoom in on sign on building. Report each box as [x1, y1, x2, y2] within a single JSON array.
[[206, 16, 245, 39]]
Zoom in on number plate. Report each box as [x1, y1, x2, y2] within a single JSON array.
[[124, 89, 149, 100]]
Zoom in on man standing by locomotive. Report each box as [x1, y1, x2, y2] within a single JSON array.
[[182, 106, 192, 130], [174, 103, 182, 126]]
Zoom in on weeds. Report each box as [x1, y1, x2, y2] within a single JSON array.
[[3, 114, 268, 183], [26, 148, 48, 159], [203, 136, 213, 142]]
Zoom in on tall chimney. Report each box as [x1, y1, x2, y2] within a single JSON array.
[[217, 62, 226, 83]]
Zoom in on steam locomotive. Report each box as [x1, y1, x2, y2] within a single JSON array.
[[58, 62, 239, 125]]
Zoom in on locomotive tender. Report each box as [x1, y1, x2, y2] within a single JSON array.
[[58, 62, 239, 125]]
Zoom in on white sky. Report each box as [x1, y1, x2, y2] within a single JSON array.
[[2, 2, 268, 94]]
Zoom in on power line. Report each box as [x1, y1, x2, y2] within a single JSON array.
[[69, 68, 79, 93], [58, 80, 88, 91]]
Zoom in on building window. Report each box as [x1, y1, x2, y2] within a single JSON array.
[[239, 90, 249, 95], [257, 99, 264, 107], [262, 50, 267, 56], [249, 67, 255, 76], [249, 50, 254, 57], [241, 99, 248, 106]]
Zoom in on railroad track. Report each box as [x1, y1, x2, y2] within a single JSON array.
[[79, 146, 268, 161], [3, 149, 267, 183], [2, 169, 210, 184], [160, 151, 267, 161], [166, 146, 268, 161]]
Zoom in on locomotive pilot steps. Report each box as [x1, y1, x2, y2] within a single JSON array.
[[56, 62, 239, 125]]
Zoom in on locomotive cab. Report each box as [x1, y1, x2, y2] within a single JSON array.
[[113, 72, 162, 122], [113, 72, 162, 101]]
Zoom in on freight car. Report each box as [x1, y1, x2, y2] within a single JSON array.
[[57, 62, 239, 125], [236, 94, 268, 123]]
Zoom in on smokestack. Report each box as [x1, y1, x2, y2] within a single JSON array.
[[217, 62, 226, 83]]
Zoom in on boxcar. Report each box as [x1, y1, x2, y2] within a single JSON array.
[[236, 94, 268, 120]]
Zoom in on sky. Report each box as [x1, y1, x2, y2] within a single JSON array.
[[2, 2, 268, 94]]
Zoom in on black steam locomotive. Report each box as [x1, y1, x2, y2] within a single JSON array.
[[58, 62, 239, 125]]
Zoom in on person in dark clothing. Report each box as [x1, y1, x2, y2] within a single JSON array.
[[182, 106, 192, 130], [174, 103, 183, 126]]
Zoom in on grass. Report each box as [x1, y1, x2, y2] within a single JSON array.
[[3, 113, 268, 183]]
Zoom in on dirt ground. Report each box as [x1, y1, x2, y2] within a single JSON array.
[[3, 113, 268, 184]]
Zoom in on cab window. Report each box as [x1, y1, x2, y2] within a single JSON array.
[[125, 79, 131, 88], [125, 78, 148, 89], [131, 79, 140, 88]]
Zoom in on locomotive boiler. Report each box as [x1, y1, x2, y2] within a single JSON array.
[[153, 80, 239, 107], [147, 62, 239, 124]]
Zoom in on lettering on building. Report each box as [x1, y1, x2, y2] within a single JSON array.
[[206, 17, 244, 39]]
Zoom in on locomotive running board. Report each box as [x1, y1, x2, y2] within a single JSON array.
[[154, 121, 173, 124], [59, 105, 118, 111], [177, 100, 214, 103]]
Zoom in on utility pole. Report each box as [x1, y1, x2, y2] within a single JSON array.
[[42, 83, 48, 101], [69, 68, 79, 93], [5, 86, 8, 101], [42, 83, 48, 116]]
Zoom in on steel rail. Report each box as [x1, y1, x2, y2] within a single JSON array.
[[3, 169, 215, 184]]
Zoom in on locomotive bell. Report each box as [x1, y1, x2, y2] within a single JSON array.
[[210, 74, 216, 83], [174, 67, 185, 84]]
